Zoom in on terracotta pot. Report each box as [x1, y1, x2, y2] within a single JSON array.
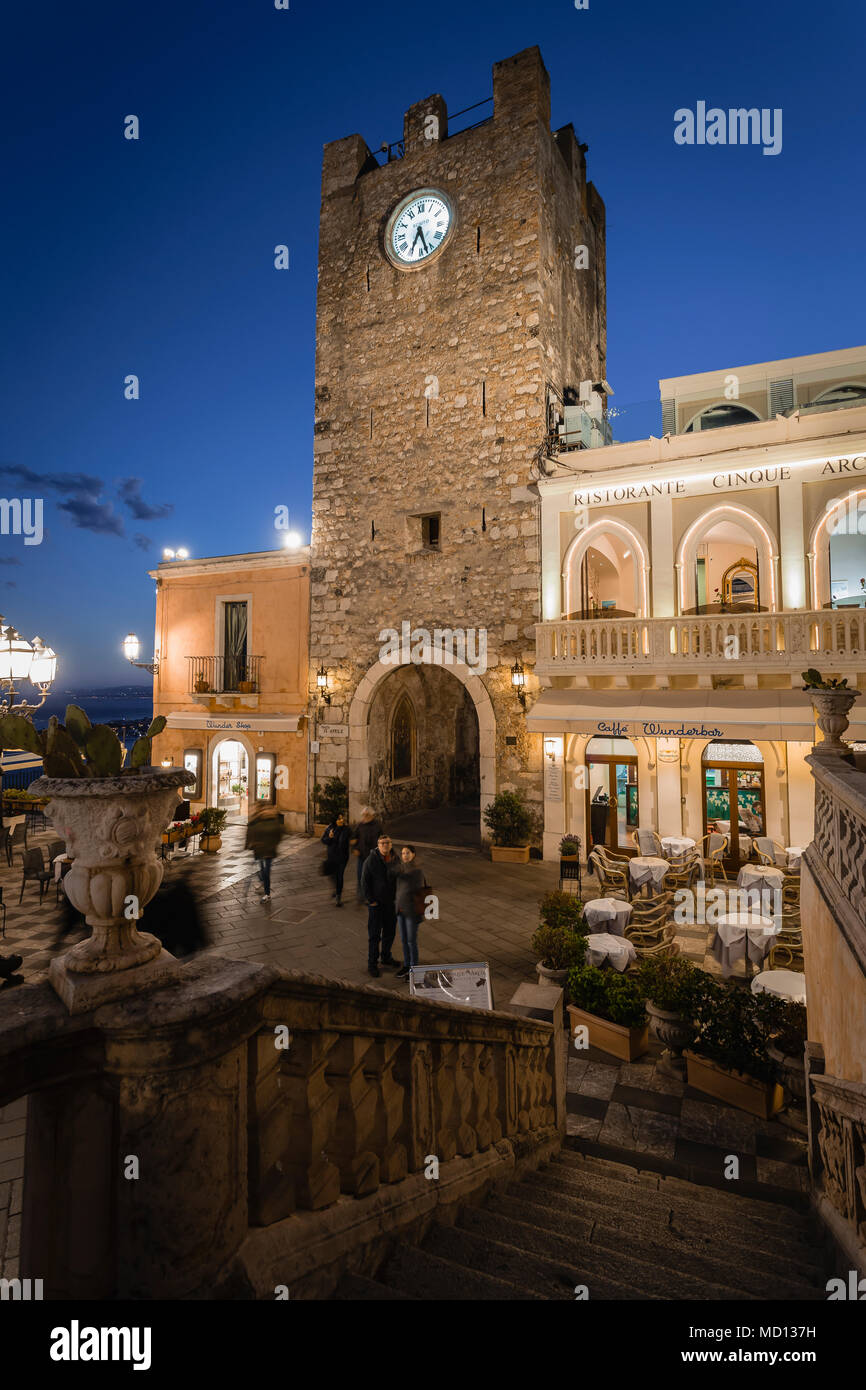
[[684, 1050, 784, 1118], [193, 681, 211, 694], [201, 834, 222, 853], [567, 1003, 649, 1062], [29, 769, 192, 1000], [646, 1000, 696, 1058], [809, 688, 861, 757], [490, 845, 530, 863], [536, 961, 569, 986], [238, 681, 257, 694]]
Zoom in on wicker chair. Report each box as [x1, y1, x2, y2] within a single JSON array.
[[700, 833, 729, 884], [663, 851, 702, 893], [630, 891, 673, 922], [626, 918, 679, 959], [587, 849, 630, 901], [754, 836, 787, 868], [633, 827, 662, 857], [768, 926, 804, 971]]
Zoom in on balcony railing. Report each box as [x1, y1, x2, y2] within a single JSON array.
[[187, 655, 263, 695], [536, 610, 866, 676]]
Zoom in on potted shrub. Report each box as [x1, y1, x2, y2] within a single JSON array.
[[567, 962, 649, 1062], [685, 983, 784, 1118], [193, 674, 211, 695], [638, 956, 711, 1072], [763, 997, 808, 1105], [531, 922, 587, 985], [483, 790, 532, 863], [238, 679, 258, 694], [559, 833, 582, 889], [312, 776, 348, 836], [0, 706, 191, 1013], [802, 669, 861, 758], [200, 806, 228, 853]]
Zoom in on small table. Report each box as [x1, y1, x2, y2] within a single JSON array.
[[582, 897, 633, 936], [738, 864, 784, 893], [585, 932, 637, 973], [53, 853, 72, 883], [661, 835, 696, 859], [712, 912, 778, 979], [629, 856, 669, 893], [785, 846, 803, 872], [751, 969, 806, 1005]]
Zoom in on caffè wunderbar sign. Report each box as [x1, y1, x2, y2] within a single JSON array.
[[572, 454, 865, 507], [599, 721, 724, 739]]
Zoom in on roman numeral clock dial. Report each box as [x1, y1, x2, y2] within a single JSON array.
[[385, 189, 454, 268]]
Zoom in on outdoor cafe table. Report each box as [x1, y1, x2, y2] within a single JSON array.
[[661, 835, 696, 859], [737, 864, 784, 894], [785, 846, 803, 872], [53, 853, 72, 882], [585, 932, 637, 973], [751, 969, 807, 1006], [582, 897, 633, 936], [711, 912, 778, 979], [629, 856, 669, 892]]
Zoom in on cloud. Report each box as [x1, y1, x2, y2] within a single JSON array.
[[0, 464, 103, 495], [57, 494, 125, 537], [5, 580, 17, 588], [133, 533, 151, 551], [0, 557, 21, 567], [118, 477, 173, 521]]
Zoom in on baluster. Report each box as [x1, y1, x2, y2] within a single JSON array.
[[325, 1034, 384, 1196], [280, 1031, 342, 1210]]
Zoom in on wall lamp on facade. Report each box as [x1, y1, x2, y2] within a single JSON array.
[[316, 664, 331, 706], [511, 660, 527, 709], [122, 632, 159, 675], [544, 737, 559, 761], [160, 756, 173, 768]]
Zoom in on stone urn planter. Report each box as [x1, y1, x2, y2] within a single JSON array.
[[536, 961, 569, 987], [808, 688, 861, 758], [30, 768, 192, 1014], [645, 1000, 696, 1072], [768, 1044, 808, 1104]]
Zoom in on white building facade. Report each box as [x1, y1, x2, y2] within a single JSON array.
[[528, 346, 866, 863]]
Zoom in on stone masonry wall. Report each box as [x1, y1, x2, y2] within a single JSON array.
[[309, 46, 606, 824]]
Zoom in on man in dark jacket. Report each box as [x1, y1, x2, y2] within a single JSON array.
[[245, 805, 284, 901], [354, 806, 383, 903], [360, 833, 399, 977]]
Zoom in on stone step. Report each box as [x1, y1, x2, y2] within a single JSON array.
[[333, 1273, 417, 1300], [556, 1149, 808, 1225], [482, 1191, 824, 1299], [540, 1159, 817, 1246], [518, 1170, 819, 1267], [377, 1238, 545, 1301], [423, 1221, 665, 1301], [454, 1206, 758, 1301]]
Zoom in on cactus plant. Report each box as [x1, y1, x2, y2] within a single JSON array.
[[0, 705, 167, 778], [801, 669, 849, 690]]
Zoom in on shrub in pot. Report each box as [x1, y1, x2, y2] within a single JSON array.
[[559, 834, 581, 858], [313, 777, 348, 833], [483, 790, 532, 862], [567, 962, 649, 1061], [531, 922, 587, 984], [686, 982, 784, 1117], [539, 889, 584, 933], [638, 956, 711, 1066], [200, 806, 228, 852], [760, 997, 808, 1104]]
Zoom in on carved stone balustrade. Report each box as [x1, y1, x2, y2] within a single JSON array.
[[0, 958, 564, 1300]]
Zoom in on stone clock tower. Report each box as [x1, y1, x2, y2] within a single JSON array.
[[309, 46, 606, 836]]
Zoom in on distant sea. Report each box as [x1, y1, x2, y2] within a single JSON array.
[[32, 688, 154, 732]]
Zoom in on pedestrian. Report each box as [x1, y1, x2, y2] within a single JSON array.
[[360, 832, 399, 977], [390, 844, 425, 980], [321, 812, 351, 906], [354, 805, 383, 904], [245, 804, 284, 902]]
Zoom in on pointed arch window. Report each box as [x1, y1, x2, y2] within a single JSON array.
[[391, 695, 415, 781]]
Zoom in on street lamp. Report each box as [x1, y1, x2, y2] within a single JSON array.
[[511, 659, 527, 709], [123, 633, 159, 675], [316, 664, 331, 706], [0, 616, 58, 716]]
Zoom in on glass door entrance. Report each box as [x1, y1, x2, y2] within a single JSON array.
[[702, 741, 765, 864], [585, 737, 639, 852], [215, 739, 249, 822]]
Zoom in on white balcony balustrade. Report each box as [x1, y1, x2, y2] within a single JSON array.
[[535, 610, 866, 682]]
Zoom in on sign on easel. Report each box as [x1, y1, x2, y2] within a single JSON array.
[[409, 962, 493, 1011]]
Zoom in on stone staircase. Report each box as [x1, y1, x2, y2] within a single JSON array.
[[335, 1149, 828, 1300]]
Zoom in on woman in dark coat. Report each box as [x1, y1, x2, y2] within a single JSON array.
[[322, 813, 351, 906]]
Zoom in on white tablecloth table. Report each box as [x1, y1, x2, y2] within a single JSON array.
[[629, 856, 669, 892], [785, 846, 803, 872], [582, 897, 633, 935], [712, 912, 778, 978], [751, 969, 807, 1005], [738, 864, 784, 893], [53, 853, 72, 883], [585, 932, 637, 973], [661, 835, 696, 859]]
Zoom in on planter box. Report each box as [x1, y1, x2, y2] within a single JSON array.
[[312, 822, 330, 837], [567, 1004, 649, 1063], [490, 845, 530, 864], [684, 1050, 784, 1118]]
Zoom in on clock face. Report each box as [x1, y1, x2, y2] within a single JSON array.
[[386, 190, 453, 267]]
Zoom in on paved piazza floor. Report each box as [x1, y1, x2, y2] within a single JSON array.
[[0, 821, 809, 1281]]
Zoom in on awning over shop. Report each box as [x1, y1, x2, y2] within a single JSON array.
[[526, 688, 866, 744]]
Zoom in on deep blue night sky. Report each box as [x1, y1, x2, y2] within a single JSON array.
[[1, 0, 863, 685]]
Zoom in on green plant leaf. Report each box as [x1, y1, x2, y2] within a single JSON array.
[[65, 704, 92, 746], [84, 724, 123, 777], [43, 751, 85, 778], [0, 713, 44, 754], [129, 736, 151, 768], [146, 715, 167, 738]]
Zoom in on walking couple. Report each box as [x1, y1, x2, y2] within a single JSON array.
[[360, 831, 426, 981]]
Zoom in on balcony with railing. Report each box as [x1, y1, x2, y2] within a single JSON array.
[[186, 654, 264, 697], [535, 610, 866, 681]]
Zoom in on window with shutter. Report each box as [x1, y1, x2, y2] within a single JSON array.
[[769, 378, 794, 416], [661, 398, 676, 435]]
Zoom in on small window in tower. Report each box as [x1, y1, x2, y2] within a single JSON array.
[[421, 514, 441, 550]]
